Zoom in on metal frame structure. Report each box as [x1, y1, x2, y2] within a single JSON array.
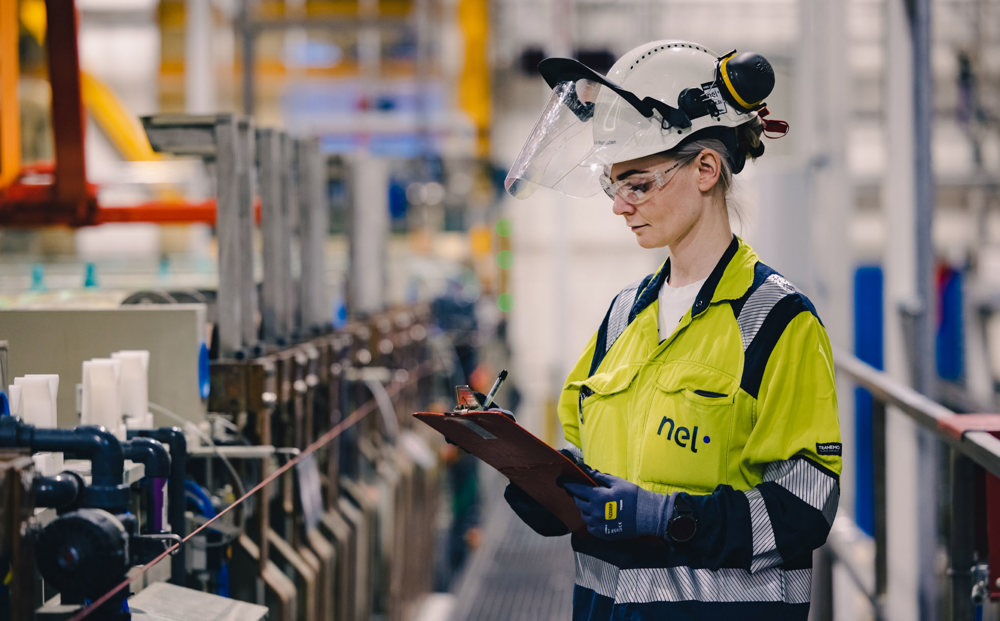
[[0, 0, 230, 227], [140, 113, 255, 359], [814, 348, 1000, 620]]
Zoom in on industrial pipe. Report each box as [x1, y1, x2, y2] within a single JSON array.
[[123, 436, 170, 533], [32, 471, 84, 510], [0, 417, 127, 511], [129, 426, 188, 585], [123, 436, 170, 478]]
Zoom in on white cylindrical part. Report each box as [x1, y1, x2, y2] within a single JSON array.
[[81, 358, 124, 440], [8, 383, 22, 417], [112, 350, 149, 422], [19, 374, 59, 428], [16, 375, 63, 474]]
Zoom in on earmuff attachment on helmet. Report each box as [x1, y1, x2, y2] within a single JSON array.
[[670, 49, 778, 129], [715, 50, 775, 112]]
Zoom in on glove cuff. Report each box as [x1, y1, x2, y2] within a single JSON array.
[[635, 489, 676, 539], [559, 446, 584, 466], [504, 482, 570, 537]]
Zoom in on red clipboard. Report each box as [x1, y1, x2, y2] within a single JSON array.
[[413, 408, 597, 533]]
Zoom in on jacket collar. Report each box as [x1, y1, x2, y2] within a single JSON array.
[[632, 235, 757, 320]]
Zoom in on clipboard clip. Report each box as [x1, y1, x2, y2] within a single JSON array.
[[452, 369, 508, 414], [452, 385, 482, 413]]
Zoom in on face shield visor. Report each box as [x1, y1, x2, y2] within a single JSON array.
[[504, 58, 706, 200], [504, 79, 603, 199], [505, 80, 679, 199]]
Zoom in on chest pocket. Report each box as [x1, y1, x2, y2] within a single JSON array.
[[568, 364, 641, 475], [637, 362, 737, 493]]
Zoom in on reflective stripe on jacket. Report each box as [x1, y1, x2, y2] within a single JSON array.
[[557, 236, 842, 620]]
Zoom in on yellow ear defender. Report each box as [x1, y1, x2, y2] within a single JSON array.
[[716, 50, 775, 112]]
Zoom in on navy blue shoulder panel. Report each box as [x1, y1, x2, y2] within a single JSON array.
[[588, 272, 658, 376], [733, 263, 822, 399], [730, 261, 777, 318], [630, 262, 670, 323], [589, 296, 618, 376]]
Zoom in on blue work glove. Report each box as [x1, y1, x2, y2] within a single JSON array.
[[556, 446, 600, 486], [503, 481, 570, 537], [563, 471, 675, 541]]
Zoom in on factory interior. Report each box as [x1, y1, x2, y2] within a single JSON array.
[[1, 0, 1000, 619]]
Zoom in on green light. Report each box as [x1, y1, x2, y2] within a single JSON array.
[[495, 218, 513, 237], [497, 293, 513, 312], [496, 249, 513, 270]]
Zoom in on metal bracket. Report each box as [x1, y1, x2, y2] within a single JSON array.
[[131, 532, 183, 565]]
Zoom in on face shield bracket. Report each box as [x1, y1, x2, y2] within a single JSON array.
[[643, 97, 692, 131], [538, 57, 737, 134], [540, 58, 694, 130]]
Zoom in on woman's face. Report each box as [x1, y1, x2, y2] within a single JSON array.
[[607, 152, 703, 250]]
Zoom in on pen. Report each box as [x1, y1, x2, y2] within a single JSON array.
[[481, 369, 508, 410]]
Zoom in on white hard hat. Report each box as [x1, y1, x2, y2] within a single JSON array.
[[505, 39, 780, 199]]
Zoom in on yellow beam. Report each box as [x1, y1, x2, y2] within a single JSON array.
[[19, 0, 45, 43], [456, 0, 490, 158], [1, 0, 22, 187], [80, 71, 160, 162]]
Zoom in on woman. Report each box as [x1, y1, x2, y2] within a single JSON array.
[[503, 40, 842, 620]]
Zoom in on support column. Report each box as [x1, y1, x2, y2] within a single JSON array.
[[281, 134, 300, 338], [238, 118, 259, 349], [184, 0, 215, 114], [348, 152, 388, 316], [0, 0, 20, 187], [297, 138, 330, 334], [884, 0, 938, 618], [213, 115, 243, 359], [257, 128, 289, 344], [45, 0, 89, 222]]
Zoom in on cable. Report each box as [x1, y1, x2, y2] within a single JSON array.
[[146, 401, 246, 548], [184, 480, 216, 518], [364, 376, 400, 441], [68, 359, 435, 621]]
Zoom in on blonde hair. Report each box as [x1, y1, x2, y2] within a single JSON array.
[[666, 117, 765, 195]]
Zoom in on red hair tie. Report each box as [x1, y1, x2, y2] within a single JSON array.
[[758, 106, 789, 138]]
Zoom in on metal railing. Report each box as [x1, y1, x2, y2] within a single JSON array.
[[813, 348, 1000, 621]]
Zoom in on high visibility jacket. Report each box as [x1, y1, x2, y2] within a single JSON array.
[[558, 236, 841, 621]]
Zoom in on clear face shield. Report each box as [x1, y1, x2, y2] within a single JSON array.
[[504, 80, 603, 199], [504, 79, 665, 200]]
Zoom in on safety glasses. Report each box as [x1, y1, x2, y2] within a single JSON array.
[[599, 159, 686, 205]]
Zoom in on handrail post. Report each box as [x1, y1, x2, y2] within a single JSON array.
[[873, 397, 888, 618], [949, 452, 976, 621], [812, 545, 834, 621]]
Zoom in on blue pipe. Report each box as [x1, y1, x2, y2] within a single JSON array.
[[0, 418, 128, 511], [184, 479, 216, 517], [32, 471, 85, 510], [123, 437, 170, 478]]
